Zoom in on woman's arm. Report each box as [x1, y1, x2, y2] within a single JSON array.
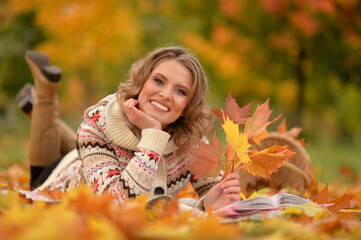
[[78, 115, 170, 204]]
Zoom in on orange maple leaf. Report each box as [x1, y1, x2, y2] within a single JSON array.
[[316, 183, 329, 204], [241, 145, 294, 179], [188, 133, 225, 180], [326, 194, 354, 214], [245, 99, 282, 145], [38, 188, 65, 201], [277, 118, 303, 138], [298, 139, 306, 147], [220, 144, 237, 181], [212, 91, 251, 124]]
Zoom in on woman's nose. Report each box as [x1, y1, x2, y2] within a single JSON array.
[[159, 87, 171, 99]]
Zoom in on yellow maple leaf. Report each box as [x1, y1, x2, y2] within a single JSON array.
[[222, 115, 251, 165]]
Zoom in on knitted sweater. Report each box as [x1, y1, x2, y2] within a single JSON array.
[[39, 94, 219, 205]]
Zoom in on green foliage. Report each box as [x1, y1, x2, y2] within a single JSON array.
[[0, 10, 46, 108], [171, 0, 361, 146]]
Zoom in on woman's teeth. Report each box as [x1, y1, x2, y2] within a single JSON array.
[[151, 101, 169, 111]]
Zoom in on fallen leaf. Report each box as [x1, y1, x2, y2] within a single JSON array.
[[176, 182, 198, 199], [327, 194, 354, 214], [281, 206, 302, 217], [307, 215, 339, 233], [302, 175, 319, 201], [193, 215, 241, 240], [339, 165, 353, 178], [316, 183, 329, 204], [37, 188, 65, 202]]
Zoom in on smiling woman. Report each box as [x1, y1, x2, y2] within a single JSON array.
[[125, 59, 192, 130], [19, 46, 241, 212]]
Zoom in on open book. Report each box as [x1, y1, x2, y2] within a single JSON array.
[[213, 193, 312, 218]]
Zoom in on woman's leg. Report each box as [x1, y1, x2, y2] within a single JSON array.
[[16, 83, 76, 156], [23, 51, 76, 188]]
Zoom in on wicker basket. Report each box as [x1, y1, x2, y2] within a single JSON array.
[[237, 132, 316, 197]]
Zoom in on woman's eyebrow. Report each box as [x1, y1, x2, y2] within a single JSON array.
[[154, 72, 167, 80]]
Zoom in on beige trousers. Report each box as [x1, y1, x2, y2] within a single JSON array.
[[25, 51, 76, 167]]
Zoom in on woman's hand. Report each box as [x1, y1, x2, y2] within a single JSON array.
[[122, 99, 162, 130], [203, 173, 241, 211]]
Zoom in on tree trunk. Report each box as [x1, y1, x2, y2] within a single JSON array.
[[295, 48, 306, 126]]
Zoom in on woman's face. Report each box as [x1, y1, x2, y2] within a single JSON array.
[[137, 59, 193, 129]]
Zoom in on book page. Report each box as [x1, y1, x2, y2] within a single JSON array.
[[231, 195, 277, 209], [272, 193, 311, 206], [213, 193, 313, 218]]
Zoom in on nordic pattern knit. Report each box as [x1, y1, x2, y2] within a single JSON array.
[[40, 94, 220, 205]]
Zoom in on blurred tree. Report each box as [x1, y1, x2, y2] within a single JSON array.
[[1, 0, 361, 145], [0, 8, 46, 111], [3, 0, 144, 114], [169, 0, 361, 144]]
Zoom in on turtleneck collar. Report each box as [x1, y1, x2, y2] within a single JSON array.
[[105, 97, 178, 155]]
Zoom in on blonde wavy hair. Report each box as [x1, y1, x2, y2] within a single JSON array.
[[116, 46, 213, 154]]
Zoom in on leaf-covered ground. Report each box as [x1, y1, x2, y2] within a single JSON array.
[[0, 163, 361, 240]]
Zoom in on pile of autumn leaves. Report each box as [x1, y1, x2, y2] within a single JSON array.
[[1, 93, 361, 239], [1, 168, 361, 239]]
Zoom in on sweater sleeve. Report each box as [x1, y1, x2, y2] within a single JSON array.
[[78, 114, 170, 204], [191, 175, 221, 198]]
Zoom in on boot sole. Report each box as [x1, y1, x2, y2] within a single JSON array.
[[43, 65, 62, 82], [16, 83, 34, 114], [26, 50, 62, 82]]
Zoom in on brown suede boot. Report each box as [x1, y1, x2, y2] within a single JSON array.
[[16, 83, 77, 156], [25, 51, 63, 168]]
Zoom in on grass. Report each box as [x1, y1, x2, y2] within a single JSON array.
[[307, 142, 361, 184], [0, 112, 30, 170]]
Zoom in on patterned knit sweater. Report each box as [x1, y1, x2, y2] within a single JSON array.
[[39, 94, 219, 205]]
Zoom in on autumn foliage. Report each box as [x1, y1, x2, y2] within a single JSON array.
[[1, 166, 361, 239], [189, 92, 292, 181]]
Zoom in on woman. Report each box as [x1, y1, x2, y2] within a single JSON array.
[[20, 46, 240, 211]]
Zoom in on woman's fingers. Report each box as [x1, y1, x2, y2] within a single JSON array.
[[226, 193, 241, 201], [122, 98, 161, 130], [226, 172, 240, 180], [122, 99, 138, 114], [221, 179, 239, 189], [221, 173, 240, 189], [222, 186, 241, 194], [221, 172, 241, 201]]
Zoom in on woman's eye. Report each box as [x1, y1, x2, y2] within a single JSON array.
[[176, 89, 186, 96], [154, 78, 164, 85]]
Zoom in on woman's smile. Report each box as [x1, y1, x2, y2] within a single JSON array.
[[150, 100, 170, 112]]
